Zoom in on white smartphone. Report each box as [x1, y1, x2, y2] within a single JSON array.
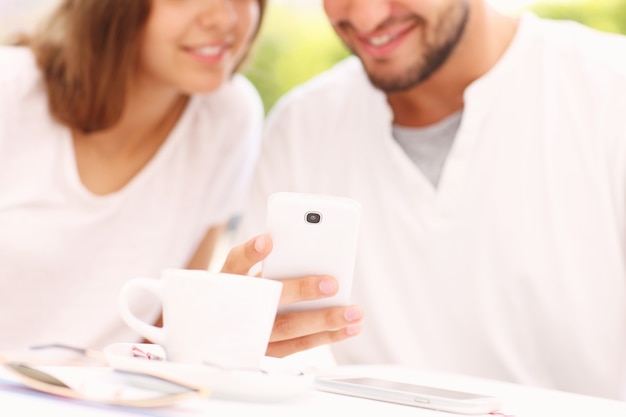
[[262, 192, 361, 312], [314, 376, 504, 415]]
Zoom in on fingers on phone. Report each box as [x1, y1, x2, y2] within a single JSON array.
[[278, 276, 339, 306], [266, 326, 363, 358], [221, 234, 272, 275], [270, 305, 363, 343]]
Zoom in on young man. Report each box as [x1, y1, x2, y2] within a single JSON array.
[[224, 0, 626, 400]]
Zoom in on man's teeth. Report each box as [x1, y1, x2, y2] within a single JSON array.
[[194, 46, 222, 56], [368, 34, 394, 46]]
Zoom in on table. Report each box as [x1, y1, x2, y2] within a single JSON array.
[[2, 364, 625, 417]]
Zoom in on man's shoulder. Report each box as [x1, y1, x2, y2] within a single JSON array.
[[532, 14, 626, 78], [289, 56, 367, 94], [269, 56, 375, 117]]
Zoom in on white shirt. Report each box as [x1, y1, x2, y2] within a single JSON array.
[[0, 46, 264, 350], [236, 14, 626, 399]]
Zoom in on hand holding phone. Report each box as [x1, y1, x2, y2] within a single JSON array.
[[262, 192, 361, 312]]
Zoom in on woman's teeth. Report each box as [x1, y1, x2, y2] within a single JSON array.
[[193, 46, 222, 56]]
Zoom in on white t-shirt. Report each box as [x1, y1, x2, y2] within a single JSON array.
[[0, 46, 264, 351], [236, 14, 626, 399]]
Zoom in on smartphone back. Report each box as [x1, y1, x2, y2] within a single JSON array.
[[263, 192, 361, 312]]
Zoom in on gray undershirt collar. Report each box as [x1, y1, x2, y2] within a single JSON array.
[[392, 111, 463, 188]]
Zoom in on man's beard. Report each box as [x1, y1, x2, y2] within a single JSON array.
[[360, 1, 470, 93]]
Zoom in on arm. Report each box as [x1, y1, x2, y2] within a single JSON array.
[[221, 234, 363, 358], [185, 223, 229, 271]]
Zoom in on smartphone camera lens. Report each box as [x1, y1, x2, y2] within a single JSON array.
[[305, 211, 322, 224]]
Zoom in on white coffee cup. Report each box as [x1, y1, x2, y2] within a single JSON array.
[[118, 269, 283, 369]]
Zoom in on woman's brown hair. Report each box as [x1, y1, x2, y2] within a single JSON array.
[[28, 0, 266, 133]]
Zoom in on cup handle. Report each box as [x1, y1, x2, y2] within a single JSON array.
[[118, 278, 166, 346]]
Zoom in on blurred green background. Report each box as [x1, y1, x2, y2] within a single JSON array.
[[244, 0, 626, 113]]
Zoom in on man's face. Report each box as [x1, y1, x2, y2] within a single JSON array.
[[324, 0, 469, 92]]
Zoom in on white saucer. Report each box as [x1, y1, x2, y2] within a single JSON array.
[[103, 343, 313, 403]]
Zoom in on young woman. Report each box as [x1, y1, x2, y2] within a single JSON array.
[[0, 0, 266, 351]]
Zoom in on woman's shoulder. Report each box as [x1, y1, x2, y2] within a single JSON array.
[[185, 74, 264, 142], [0, 46, 40, 83], [192, 74, 264, 117], [171, 75, 264, 173], [0, 46, 46, 110]]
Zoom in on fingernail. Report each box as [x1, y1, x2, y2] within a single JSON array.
[[318, 278, 338, 295], [346, 324, 362, 336], [344, 305, 363, 322], [254, 235, 266, 253]]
